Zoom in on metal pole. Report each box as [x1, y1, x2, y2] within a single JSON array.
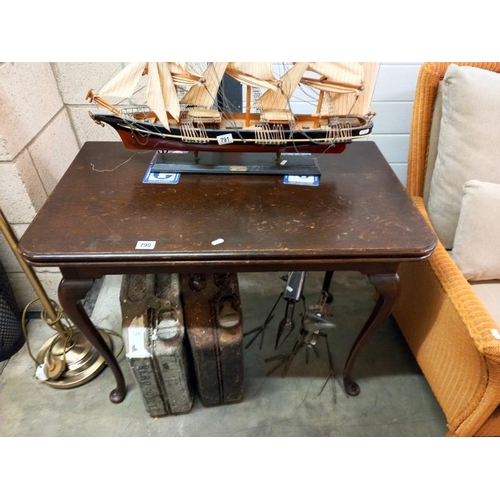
[[1, 207, 112, 389], [0, 208, 66, 337]]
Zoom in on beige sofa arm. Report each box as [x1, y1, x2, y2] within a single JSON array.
[[410, 196, 500, 360], [393, 196, 500, 435]]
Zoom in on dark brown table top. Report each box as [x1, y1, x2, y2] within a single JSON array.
[[19, 141, 436, 271]]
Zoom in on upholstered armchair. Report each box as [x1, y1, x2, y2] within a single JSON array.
[[392, 62, 500, 437]]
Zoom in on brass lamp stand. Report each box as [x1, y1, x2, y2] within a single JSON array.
[[0, 208, 111, 388]]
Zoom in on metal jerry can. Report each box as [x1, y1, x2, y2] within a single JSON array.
[[120, 273, 194, 417], [180, 273, 244, 406]]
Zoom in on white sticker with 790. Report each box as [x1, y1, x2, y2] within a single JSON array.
[[135, 241, 156, 250]]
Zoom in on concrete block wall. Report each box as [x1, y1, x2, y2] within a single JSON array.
[[0, 62, 80, 311], [51, 62, 123, 145], [1, 61, 421, 311], [370, 63, 421, 186], [0, 63, 125, 312]]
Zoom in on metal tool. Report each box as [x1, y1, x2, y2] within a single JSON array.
[[243, 271, 306, 350], [275, 271, 306, 349], [245, 270, 334, 350], [318, 335, 337, 404], [265, 302, 335, 378], [302, 270, 335, 346], [302, 310, 336, 346], [243, 292, 282, 350]]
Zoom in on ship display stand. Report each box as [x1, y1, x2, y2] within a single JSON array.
[[90, 62, 380, 183], [149, 149, 322, 177]]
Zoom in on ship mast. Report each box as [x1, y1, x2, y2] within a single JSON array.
[[301, 62, 380, 118], [86, 62, 188, 130], [253, 62, 309, 122], [180, 62, 229, 109], [86, 62, 148, 116], [226, 62, 277, 126]]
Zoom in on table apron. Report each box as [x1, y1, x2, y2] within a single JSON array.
[[52, 258, 419, 280]]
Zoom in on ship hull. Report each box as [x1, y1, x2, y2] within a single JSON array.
[[92, 114, 374, 154]]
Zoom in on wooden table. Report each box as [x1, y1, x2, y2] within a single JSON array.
[[19, 141, 436, 404]]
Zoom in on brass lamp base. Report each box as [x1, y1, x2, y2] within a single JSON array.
[[36, 329, 112, 389]]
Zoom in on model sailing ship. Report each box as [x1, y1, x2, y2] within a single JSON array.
[[86, 62, 379, 154]]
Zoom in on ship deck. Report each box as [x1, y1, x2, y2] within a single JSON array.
[[131, 111, 366, 132]]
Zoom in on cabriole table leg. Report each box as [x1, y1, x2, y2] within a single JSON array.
[[343, 273, 400, 396], [58, 278, 126, 403]]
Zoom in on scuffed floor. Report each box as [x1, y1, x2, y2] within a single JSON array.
[[0, 271, 447, 437]]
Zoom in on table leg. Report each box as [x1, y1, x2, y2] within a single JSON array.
[[342, 273, 400, 396], [322, 271, 334, 296], [58, 278, 126, 403]]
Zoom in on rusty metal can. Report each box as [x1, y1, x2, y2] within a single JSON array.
[[181, 273, 244, 406]]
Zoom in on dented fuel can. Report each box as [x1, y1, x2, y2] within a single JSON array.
[[120, 273, 193, 417], [180, 273, 244, 406]]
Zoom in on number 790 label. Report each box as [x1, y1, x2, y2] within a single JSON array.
[[135, 241, 156, 250]]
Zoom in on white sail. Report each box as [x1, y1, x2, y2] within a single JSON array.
[[226, 62, 277, 90], [168, 62, 201, 86], [301, 78, 361, 94], [180, 62, 229, 108], [168, 62, 189, 74], [305, 62, 364, 92], [349, 62, 379, 115], [157, 62, 181, 123], [96, 62, 183, 129], [145, 62, 171, 130], [254, 62, 309, 111], [324, 62, 379, 116], [97, 62, 147, 98]]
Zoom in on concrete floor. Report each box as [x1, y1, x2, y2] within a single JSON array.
[[0, 271, 448, 437]]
